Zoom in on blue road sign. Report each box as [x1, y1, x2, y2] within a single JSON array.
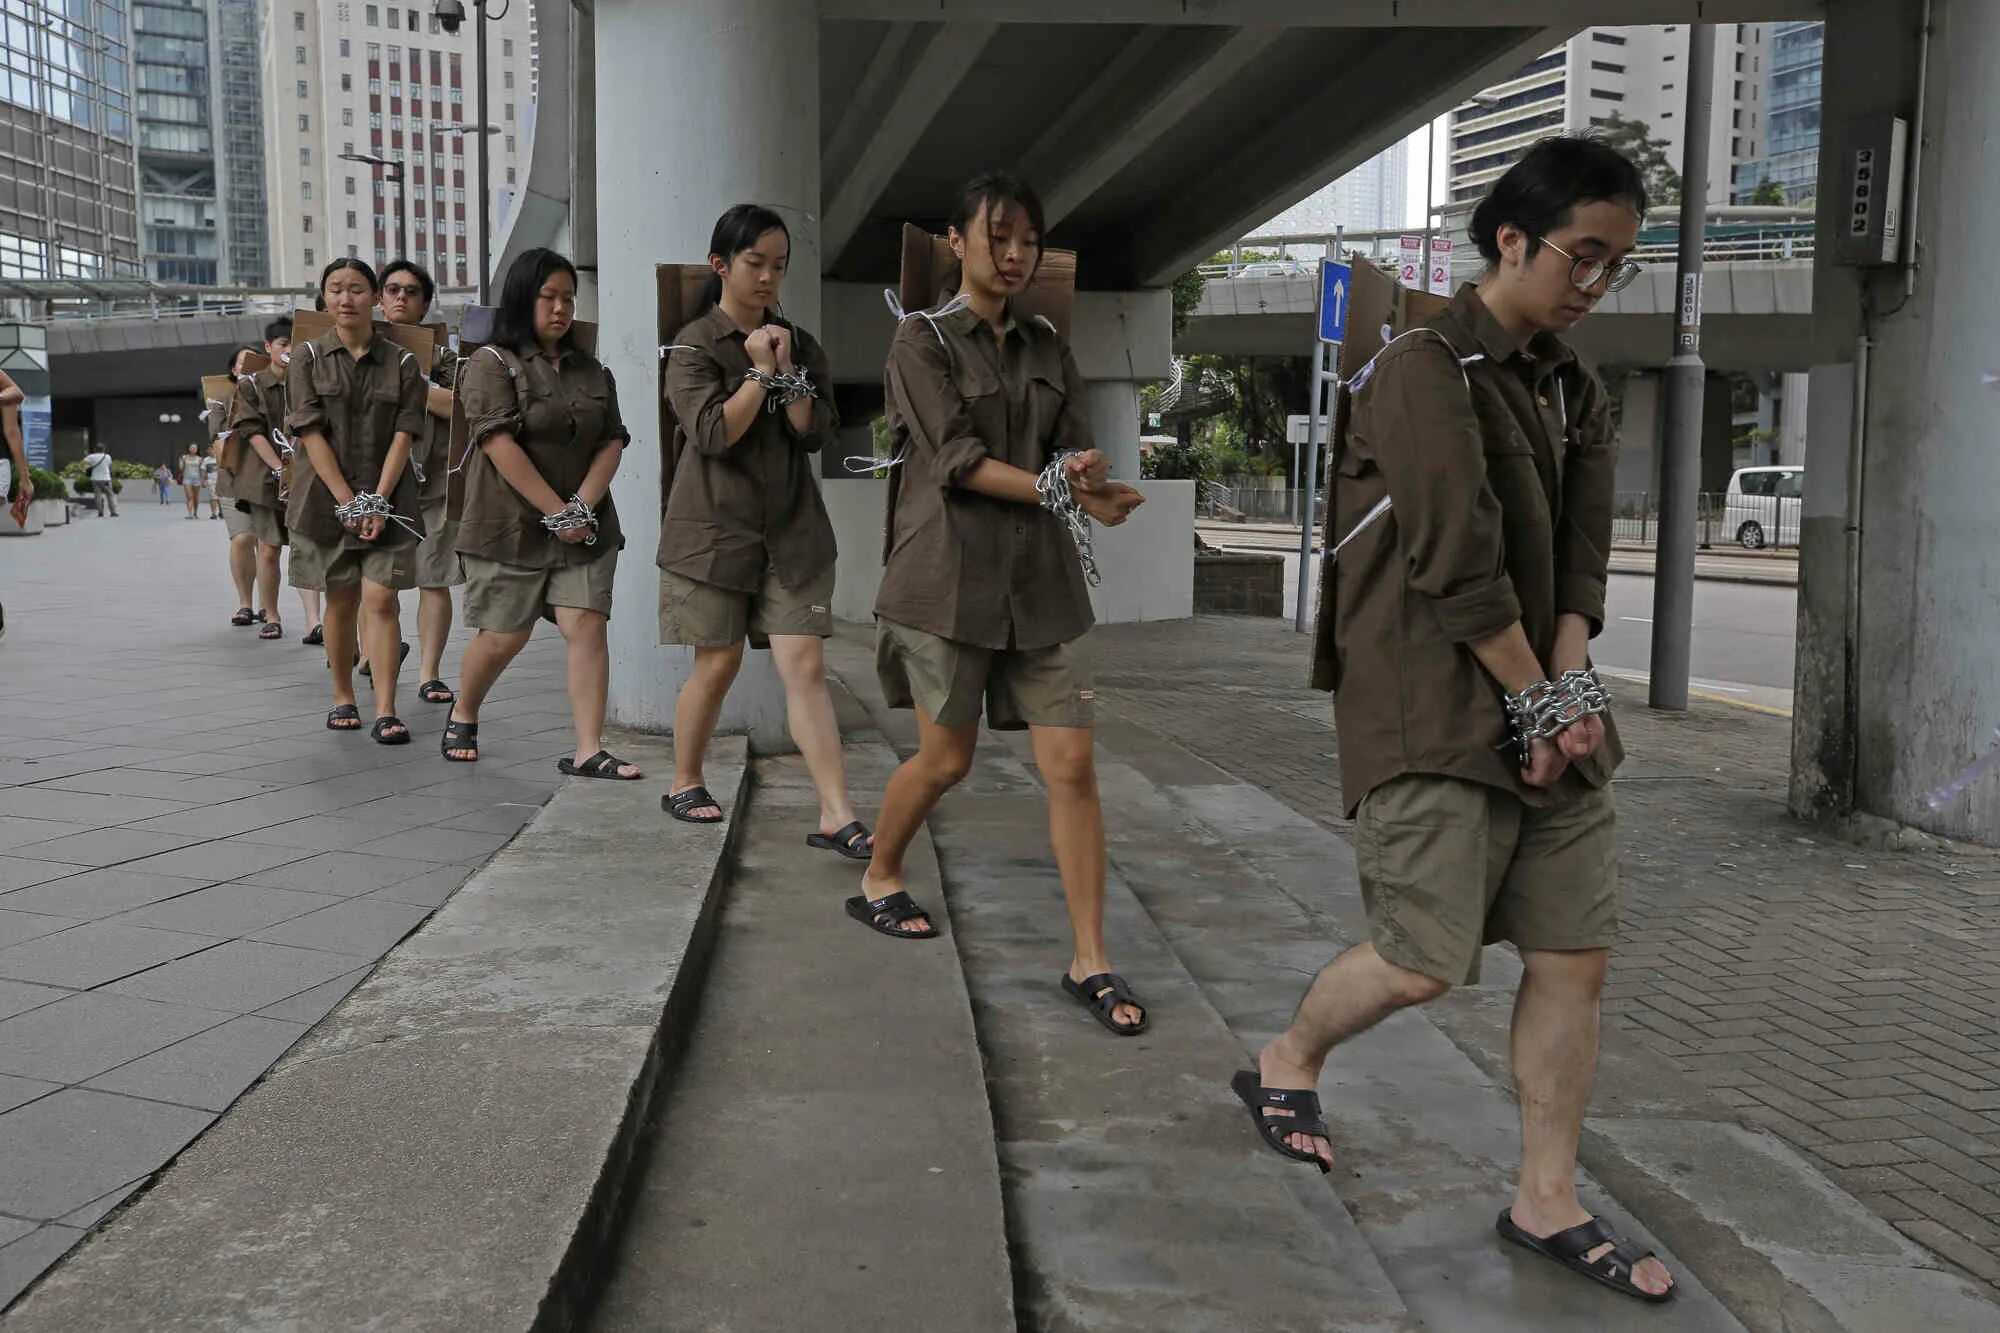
[[1318, 259, 1351, 344]]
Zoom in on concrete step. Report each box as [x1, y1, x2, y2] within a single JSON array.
[[3, 732, 748, 1333], [585, 722, 1013, 1331], [827, 641, 1417, 1332]]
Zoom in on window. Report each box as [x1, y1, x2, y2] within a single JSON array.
[[369, 78, 381, 94], [1735, 52, 1744, 72], [343, 108, 354, 126], [373, 213, 385, 231], [369, 112, 382, 129], [433, 185, 444, 202], [455, 221, 466, 236], [1735, 80, 1744, 99], [503, 102, 514, 120], [428, 14, 438, 33], [299, 114, 311, 132], [408, 9, 418, 29], [340, 38, 351, 57], [453, 188, 465, 204], [349, 245, 359, 258], [1590, 60, 1624, 74], [344, 142, 354, 155], [305, 248, 315, 265], [342, 74, 352, 91], [296, 45, 307, 64], [368, 42, 381, 60], [450, 87, 463, 104], [387, 6, 398, 27], [506, 168, 515, 184], [1738, 23, 1749, 42], [1664, 53, 1676, 62], [1592, 31, 1627, 45], [366, 4, 378, 25], [505, 135, 516, 153], [303, 215, 314, 234], [295, 11, 306, 30], [300, 147, 312, 165], [503, 38, 514, 57], [1591, 88, 1625, 102], [1733, 109, 1742, 128], [374, 179, 385, 197], [1733, 135, 1744, 156], [346, 177, 357, 196], [297, 80, 309, 98], [391, 117, 402, 132]]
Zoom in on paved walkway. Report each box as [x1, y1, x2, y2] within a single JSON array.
[[0, 503, 577, 1304], [1085, 614, 2000, 1294]]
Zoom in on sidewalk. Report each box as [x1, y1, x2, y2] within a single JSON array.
[[0, 504, 578, 1305], [1084, 613, 2000, 1293]]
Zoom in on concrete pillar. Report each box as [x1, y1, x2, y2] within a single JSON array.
[[1795, 0, 2000, 841], [1612, 370, 1663, 496], [1083, 380, 1142, 482], [593, 0, 818, 739], [1777, 372, 1809, 467]]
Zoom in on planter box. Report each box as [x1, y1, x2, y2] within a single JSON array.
[[36, 497, 68, 526], [1194, 551, 1285, 617], [0, 503, 43, 536]]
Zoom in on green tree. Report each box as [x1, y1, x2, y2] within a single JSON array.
[[1749, 177, 1787, 206], [1170, 268, 1206, 335], [1594, 112, 1682, 209]]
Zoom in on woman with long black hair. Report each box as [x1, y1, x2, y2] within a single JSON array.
[[285, 257, 428, 743], [656, 204, 872, 858], [444, 247, 639, 780]]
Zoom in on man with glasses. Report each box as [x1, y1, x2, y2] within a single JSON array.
[[1230, 138, 1676, 1306], [377, 260, 457, 703]]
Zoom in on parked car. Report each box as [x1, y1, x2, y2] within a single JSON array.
[[1235, 259, 1309, 279], [1723, 465, 1802, 549]]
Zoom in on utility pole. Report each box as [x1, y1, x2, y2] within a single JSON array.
[[1648, 24, 1715, 710], [340, 153, 408, 266], [475, 0, 492, 303]]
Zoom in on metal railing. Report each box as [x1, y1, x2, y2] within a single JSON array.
[[1613, 491, 1801, 551]]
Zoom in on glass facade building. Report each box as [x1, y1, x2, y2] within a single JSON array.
[[1733, 21, 1823, 204], [214, 0, 264, 282], [133, 0, 220, 283]]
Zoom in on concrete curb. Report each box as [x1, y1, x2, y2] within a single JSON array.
[[2, 733, 750, 1333]]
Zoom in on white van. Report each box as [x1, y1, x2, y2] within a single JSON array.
[[1722, 466, 1802, 549]]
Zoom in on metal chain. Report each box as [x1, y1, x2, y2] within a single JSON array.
[[1502, 668, 1611, 764], [1036, 451, 1101, 588], [744, 365, 816, 412], [540, 493, 599, 546]]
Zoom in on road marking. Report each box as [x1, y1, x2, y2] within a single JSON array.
[[1620, 616, 1653, 624]]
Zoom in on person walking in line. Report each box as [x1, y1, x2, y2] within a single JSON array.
[[179, 442, 203, 518], [379, 261, 457, 705], [222, 320, 297, 641], [216, 347, 266, 625], [80, 445, 118, 516], [656, 203, 870, 853], [286, 257, 428, 744], [854, 173, 1149, 1042], [154, 463, 172, 504], [442, 247, 638, 780], [1229, 138, 1674, 1305]]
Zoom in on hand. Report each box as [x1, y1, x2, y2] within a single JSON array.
[[765, 325, 794, 372], [1064, 449, 1109, 494], [357, 514, 385, 543], [9, 472, 31, 525], [1077, 482, 1145, 528], [1557, 713, 1605, 762], [744, 327, 779, 375], [1521, 736, 1569, 789], [556, 523, 594, 545]]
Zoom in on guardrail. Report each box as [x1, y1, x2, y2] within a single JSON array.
[[1613, 490, 1800, 550]]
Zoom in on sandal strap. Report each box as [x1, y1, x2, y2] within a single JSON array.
[[328, 704, 360, 719], [1545, 1217, 1620, 1263], [443, 718, 477, 738], [576, 750, 623, 776], [1076, 971, 1142, 1011], [371, 716, 407, 737], [829, 820, 870, 851], [667, 785, 717, 813], [1252, 1085, 1324, 1119], [866, 891, 927, 924]]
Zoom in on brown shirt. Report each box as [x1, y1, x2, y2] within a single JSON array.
[[1322, 283, 1622, 815], [221, 368, 287, 512], [455, 341, 628, 568], [658, 306, 838, 593], [873, 303, 1095, 651], [416, 348, 457, 504], [284, 331, 429, 548]]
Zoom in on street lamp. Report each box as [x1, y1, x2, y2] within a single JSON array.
[[434, 0, 505, 303], [340, 151, 409, 268], [1426, 92, 1502, 289]]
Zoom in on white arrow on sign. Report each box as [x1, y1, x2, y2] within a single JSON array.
[[1327, 277, 1346, 329]]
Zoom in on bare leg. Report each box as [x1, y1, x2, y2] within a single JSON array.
[[1027, 725, 1144, 1029], [447, 623, 533, 759], [858, 707, 976, 933], [227, 532, 256, 611], [323, 584, 363, 717], [1507, 947, 1673, 1297], [184, 485, 198, 518], [668, 644, 743, 818], [553, 606, 637, 776], [768, 634, 863, 839], [1255, 943, 1452, 1166], [417, 585, 454, 689], [297, 585, 323, 637], [256, 543, 283, 627], [359, 580, 404, 731]]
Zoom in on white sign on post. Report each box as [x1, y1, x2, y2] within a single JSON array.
[[1427, 237, 1453, 295], [1398, 235, 1422, 289]]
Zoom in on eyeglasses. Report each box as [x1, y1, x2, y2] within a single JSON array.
[[1539, 238, 1642, 294], [382, 284, 425, 299]]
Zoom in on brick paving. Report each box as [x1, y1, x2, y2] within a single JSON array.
[[0, 504, 578, 1306], [1089, 613, 2000, 1291]]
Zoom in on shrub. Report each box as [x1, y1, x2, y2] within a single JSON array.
[[25, 466, 64, 499]]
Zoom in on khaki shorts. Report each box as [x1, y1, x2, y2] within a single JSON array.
[[413, 497, 463, 589], [287, 536, 417, 592], [876, 617, 1094, 731], [249, 504, 288, 550], [658, 564, 834, 648], [462, 552, 616, 632], [1355, 775, 1619, 987], [222, 503, 255, 538]]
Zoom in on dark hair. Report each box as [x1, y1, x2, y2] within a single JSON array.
[[698, 204, 790, 313], [948, 171, 1047, 279], [492, 247, 580, 354], [262, 317, 293, 345], [226, 345, 259, 374], [1469, 136, 1648, 266], [317, 256, 379, 293], [380, 259, 435, 305]]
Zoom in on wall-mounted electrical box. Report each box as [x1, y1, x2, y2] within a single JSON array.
[[1834, 115, 1909, 267]]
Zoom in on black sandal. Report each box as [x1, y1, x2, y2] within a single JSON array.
[[230, 606, 257, 626], [1496, 1211, 1675, 1304], [418, 678, 455, 704], [359, 641, 411, 678], [258, 621, 283, 640], [441, 717, 478, 762], [302, 624, 324, 646], [662, 785, 725, 823], [1230, 1070, 1332, 1173], [370, 715, 411, 745], [843, 890, 938, 939], [806, 821, 874, 861], [559, 750, 642, 780], [326, 704, 362, 731], [1063, 972, 1148, 1035]]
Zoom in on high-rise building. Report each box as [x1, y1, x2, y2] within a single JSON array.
[[132, 0, 227, 283], [1448, 23, 1772, 211], [216, 0, 269, 283], [1732, 20, 1824, 203], [263, 0, 537, 292], [0, 0, 142, 283], [1259, 140, 1410, 236]]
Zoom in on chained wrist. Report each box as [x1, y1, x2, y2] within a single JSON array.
[[541, 493, 598, 545], [743, 365, 816, 412], [1502, 668, 1610, 764]]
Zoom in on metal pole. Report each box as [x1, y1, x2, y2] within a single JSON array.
[[1648, 24, 1715, 711], [475, 0, 492, 304], [1295, 226, 1343, 633], [393, 164, 409, 263], [1422, 116, 1435, 287]]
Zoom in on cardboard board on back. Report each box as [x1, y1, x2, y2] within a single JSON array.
[[447, 305, 601, 522], [1307, 259, 1452, 694], [290, 309, 437, 374], [655, 263, 713, 518], [894, 222, 1077, 339], [200, 374, 237, 464]]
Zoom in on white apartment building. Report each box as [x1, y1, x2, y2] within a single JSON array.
[[1448, 22, 1771, 212], [1260, 139, 1411, 237], [262, 0, 538, 292]]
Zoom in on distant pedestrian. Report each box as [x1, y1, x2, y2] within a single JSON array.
[[180, 443, 203, 517], [202, 447, 221, 518], [80, 446, 118, 516], [154, 463, 172, 504]]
